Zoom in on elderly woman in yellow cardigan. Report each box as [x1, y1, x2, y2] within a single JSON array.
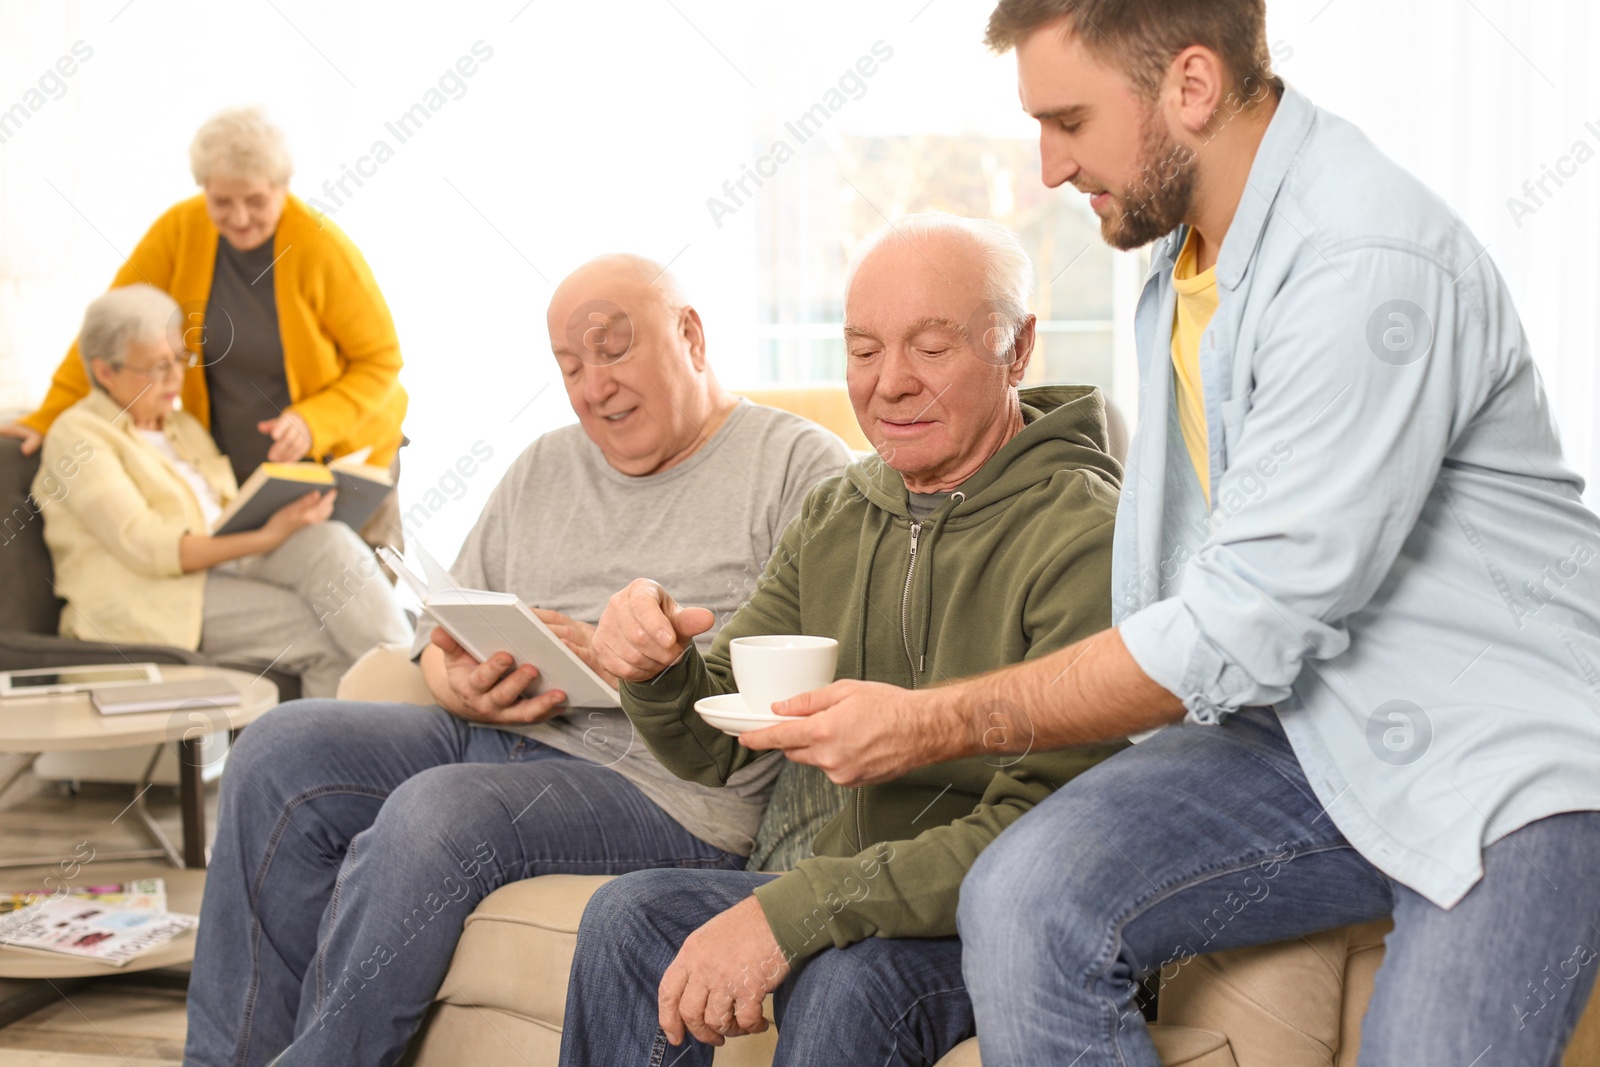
[[2, 106, 407, 549], [35, 284, 410, 697]]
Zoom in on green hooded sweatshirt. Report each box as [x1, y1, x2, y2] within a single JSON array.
[[622, 385, 1127, 963]]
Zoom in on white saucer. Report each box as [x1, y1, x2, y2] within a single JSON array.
[[695, 692, 790, 736]]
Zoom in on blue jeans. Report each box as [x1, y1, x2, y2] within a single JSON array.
[[559, 869, 973, 1066], [184, 699, 742, 1067], [959, 707, 1600, 1066]]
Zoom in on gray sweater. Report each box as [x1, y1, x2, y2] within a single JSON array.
[[421, 400, 851, 855]]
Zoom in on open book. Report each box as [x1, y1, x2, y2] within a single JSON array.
[[211, 449, 393, 536], [381, 543, 620, 711]]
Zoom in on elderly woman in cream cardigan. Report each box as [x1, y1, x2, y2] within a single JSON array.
[[33, 285, 409, 697]]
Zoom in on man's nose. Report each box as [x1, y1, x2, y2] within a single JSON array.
[[1040, 132, 1079, 190], [583, 363, 618, 406], [876, 346, 923, 401]]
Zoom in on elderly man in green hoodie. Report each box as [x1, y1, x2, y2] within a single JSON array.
[[557, 213, 1125, 1067]]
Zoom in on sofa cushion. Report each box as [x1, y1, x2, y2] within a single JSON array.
[[1157, 922, 1383, 1067], [436, 874, 613, 1027], [426, 874, 1238, 1067]]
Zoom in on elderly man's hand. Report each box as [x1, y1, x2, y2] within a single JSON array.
[[429, 628, 569, 725], [659, 896, 788, 1047], [532, 608, 618, 690], [592, 579, 715, 684], [740, 680, 970, 787]]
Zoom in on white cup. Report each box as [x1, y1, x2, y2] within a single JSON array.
[[730, 635, 840, 715]]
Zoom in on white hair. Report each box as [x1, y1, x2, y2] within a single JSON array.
[[190, 106, 293, 186], [843, 213, 1035, 359], [79, 285, 181, 388]]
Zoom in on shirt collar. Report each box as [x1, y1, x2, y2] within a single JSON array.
[[1212, 84, 1316, 291]]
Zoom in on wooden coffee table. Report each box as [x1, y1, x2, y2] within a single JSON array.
[[0, 665, 278, 871], [0, 667, 278, 1022]]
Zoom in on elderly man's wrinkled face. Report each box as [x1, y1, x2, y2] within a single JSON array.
[[546, 263, 711, 477], [93, 333, 188, 427], [204, 174, 288, 251], [845, 233, 1032, 493]]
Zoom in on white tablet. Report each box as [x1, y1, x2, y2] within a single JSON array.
[[0, 663, 163, 698]]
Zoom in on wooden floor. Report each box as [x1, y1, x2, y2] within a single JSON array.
[[0, 765, 216, 1066]]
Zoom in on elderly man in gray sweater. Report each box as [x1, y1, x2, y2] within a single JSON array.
[[185, 254, 851, 1067]]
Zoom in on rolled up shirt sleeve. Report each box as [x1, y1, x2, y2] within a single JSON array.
[[1120, 247, 1495, 723]]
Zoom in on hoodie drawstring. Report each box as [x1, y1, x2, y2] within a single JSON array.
[[853, 509, 890, 681], [912, 490, 963, 673]]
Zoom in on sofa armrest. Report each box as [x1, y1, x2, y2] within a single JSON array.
[[336, 642, 434, 704], [1156, 923, 1381, 1067], [0, 630, 210, 671]]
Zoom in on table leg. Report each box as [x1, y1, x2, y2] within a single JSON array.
[[179, 738, 205, 869]]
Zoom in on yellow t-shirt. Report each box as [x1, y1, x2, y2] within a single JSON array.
[[1171, 230, 1219, 505]]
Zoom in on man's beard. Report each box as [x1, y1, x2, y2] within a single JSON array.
[[1098, 112, 1197, 251]]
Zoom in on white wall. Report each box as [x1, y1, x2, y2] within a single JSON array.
[[2, 0, 1596, 558]]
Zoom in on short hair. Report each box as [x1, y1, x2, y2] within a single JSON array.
[[189, 106, 293, 186], [985, 0, 1279, 106], [844, 213, 1035, 360], [79, 285, 181, 389]]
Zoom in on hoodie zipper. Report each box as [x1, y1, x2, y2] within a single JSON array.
[[855, 518, 924, 852], [900, 520, 924, 682]]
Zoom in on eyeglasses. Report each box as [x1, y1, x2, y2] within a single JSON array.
[[118, 352, 200, 381]]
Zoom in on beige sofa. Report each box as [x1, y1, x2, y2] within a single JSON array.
[[337, 648, 1600, 1067]]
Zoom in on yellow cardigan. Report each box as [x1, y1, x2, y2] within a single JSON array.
[[34, 390, 238, 650], [21, 194, 407, 466]]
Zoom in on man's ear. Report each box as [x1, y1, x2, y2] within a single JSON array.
[[680, 305, 708, 369], [1007, 315, 1037, 386], [1166, 44, 1227, 138]]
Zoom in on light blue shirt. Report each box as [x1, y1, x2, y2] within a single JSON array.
[[1114, 87, 1600, 908]]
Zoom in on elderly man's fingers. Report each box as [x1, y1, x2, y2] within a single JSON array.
[[731, 986, 768, 1035], [594, 628, 672, 678], [483, 663, 539, 708], [678, 975, 725, 1047], [674, 606, 716, 642], [463, 652, 516, 695], [628, 581, 680, 649], [531, 607, 578, 631], [483, 688, 566, 724], [658, 965, 690, 1045], [429, 627, 463, 655], [703, 984, 736, 1040]]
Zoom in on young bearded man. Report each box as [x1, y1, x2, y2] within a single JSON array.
[[738, 2, 1600, 1063]]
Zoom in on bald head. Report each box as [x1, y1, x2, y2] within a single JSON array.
[[550, 253, 688, 331], [545, 253, 734, 477]]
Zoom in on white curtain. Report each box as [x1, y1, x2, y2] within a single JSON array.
[[1267, 0, 1600, 500]]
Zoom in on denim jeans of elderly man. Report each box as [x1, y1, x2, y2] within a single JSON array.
[[561, 710, 1600, 1067], [182, 702, 740, 1067], [563, 868, 971, 1067]]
